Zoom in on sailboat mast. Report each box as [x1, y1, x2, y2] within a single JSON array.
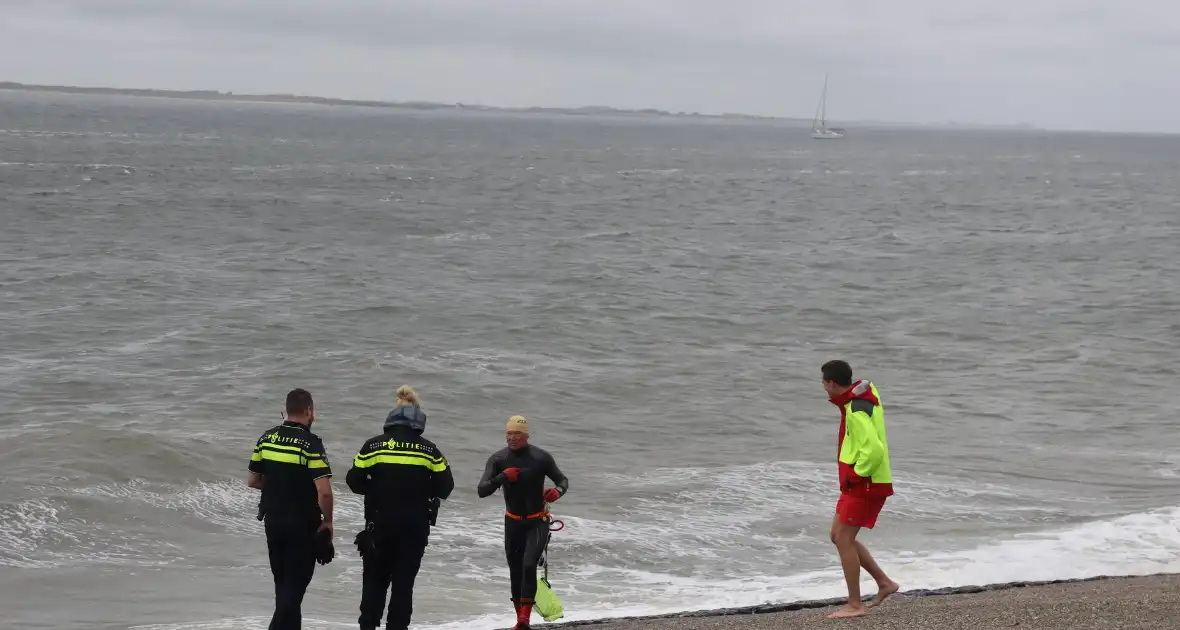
[[810, 71, 844, 139], [820, 72, 828, 127]]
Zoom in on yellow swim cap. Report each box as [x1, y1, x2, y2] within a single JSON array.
[[506, 415, 529, 434]]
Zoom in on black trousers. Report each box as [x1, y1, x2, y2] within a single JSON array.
[[504, 517, 549, 605], [265, 518, 318, 630], [359, 525, 429, 630]]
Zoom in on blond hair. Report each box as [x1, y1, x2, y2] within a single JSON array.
[[395, 385, 420, 407]]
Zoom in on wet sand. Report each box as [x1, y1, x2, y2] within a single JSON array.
[[559, 574, 1180, 630]]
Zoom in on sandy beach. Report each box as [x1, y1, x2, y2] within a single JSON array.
[[560, 574, 1180, 630]]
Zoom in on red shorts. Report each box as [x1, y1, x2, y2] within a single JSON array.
[[836, 494, 887, 529]]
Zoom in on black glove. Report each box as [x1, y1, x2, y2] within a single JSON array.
[[427, 497, 441, 527], [314, 528, 334, 565], [354, 529, 377, 558]]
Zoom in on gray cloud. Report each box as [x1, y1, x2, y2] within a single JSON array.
[[1, 0, 1178, 131]]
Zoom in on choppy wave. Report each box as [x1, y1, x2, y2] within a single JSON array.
[[5, 92, 1180, 628], [417, 505, 1180, 629], [102, 504, 1180, 629], [0, 479, 364, 569]]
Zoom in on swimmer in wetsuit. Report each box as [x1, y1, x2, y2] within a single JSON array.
[[478, 415, 569, 630]]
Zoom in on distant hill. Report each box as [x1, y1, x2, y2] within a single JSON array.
[[0, 81, 801, 123], [0, 81, 1040, 131]]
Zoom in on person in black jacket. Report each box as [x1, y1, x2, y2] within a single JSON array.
[[247, 388, 334, 630], [346, 386, 454, 630]]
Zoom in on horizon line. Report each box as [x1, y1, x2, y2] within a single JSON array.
[[0, 80, 1058, 132]]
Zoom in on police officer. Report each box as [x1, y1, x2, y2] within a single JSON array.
[[346, 386, 454, 630], [247, 388, 335, 630]]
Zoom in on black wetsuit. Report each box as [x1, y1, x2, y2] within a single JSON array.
[[477, 444, 569, 607]]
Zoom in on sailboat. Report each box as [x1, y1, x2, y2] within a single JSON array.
[[811, 72, 845, 139]]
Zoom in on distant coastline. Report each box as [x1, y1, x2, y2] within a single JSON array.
[[0, 81, 796, 122], [0, 81, 1040, 131]]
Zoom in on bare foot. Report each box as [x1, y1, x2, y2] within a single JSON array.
[[826, 604, 867, 619], [867, 581, 900, 608]]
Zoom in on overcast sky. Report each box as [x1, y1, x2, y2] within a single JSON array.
[[1, 1, 1177, 132]]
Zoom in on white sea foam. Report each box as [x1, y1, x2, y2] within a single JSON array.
[[412, 505, 1180, 629]]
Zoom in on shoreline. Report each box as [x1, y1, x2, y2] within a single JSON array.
[[0, 81, 1043, 132], [0, 81, 795, 123], [552, 572, 1180, 628]]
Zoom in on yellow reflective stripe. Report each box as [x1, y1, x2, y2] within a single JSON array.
[[352, 451, 448, 472], [256, 446, 324, 463], [258, 442, 324, 459], [352, 454, 446, 472], [258, 449, 305, 465], [255, 446, 328, 468], [356, 448, 445, 464]]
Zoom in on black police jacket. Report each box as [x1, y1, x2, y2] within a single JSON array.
[[345, 425, 454, 530]]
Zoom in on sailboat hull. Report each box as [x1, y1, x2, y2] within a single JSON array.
[[811, 129, 845, 139]]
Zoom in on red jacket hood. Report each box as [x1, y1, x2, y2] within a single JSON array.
[[829, 379, 878, 407]]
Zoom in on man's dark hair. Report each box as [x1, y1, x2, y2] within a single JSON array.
[[286, 388, 314, 415], [821, 360, 853, 387]]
